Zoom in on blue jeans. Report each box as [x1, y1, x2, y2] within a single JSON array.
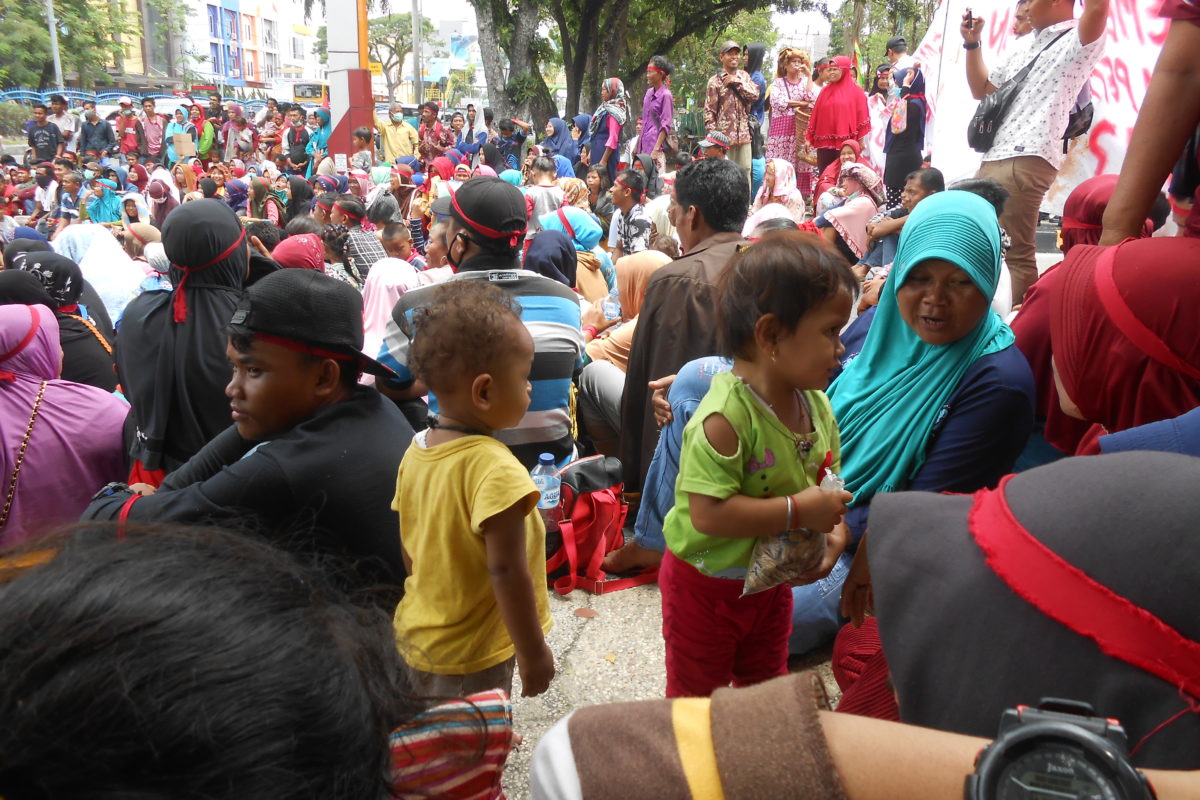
[[859, 232, 900, 270], [789, 551, 852, 654], [632, 356, 732, 552]]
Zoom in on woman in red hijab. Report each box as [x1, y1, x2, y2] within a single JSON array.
[[805, 55, 870, 174], [1050, 235, 1200, 453], [1011, 175, 1155, 464]]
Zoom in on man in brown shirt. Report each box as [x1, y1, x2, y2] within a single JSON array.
[[702, 40, 760, 175]]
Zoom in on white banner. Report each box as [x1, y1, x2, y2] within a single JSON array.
[[901, 0, 1168, 213]]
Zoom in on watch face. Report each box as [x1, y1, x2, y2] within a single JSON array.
[[996, 744, 1121, 800]]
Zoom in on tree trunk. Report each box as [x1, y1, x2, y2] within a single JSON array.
[[844, 0, 866, 55], [506, 0, 556, 120], [470, 0, 515, 119]]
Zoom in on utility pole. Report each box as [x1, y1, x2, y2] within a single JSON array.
[[44, 0, 64, 90], [411, 0, 423, 104]]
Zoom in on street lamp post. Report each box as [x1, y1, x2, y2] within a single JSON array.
[[411, 0, 422, 105], [44, 0, 65, 90]]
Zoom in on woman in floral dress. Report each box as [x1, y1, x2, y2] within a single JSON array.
[[766, 47, 819, 208]]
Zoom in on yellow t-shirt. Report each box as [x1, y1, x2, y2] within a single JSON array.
[[393, 433, 552, 674]]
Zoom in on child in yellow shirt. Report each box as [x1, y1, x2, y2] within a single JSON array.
[[393, 279, 554, 698]]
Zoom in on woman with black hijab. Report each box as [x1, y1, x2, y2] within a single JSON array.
[[480, 143, 506, 174], [199, 177, 220, 199], [3, 238, 116, 344], [116, 199, 247, 484], [523, 230, 578, 288], [4, 238, 51, 270], [21, 252, 118, 393], [284, 175, 314, 225]]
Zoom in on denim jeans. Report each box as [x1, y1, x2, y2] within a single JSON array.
[[632, 356, 732, 552], [789, 551, 852, 654], [859, 232, 899, 271]]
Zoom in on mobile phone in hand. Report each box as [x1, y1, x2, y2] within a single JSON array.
[[966, 8, 974, 29]]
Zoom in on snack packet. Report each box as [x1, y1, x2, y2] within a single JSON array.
[[741, 469, 844, 597]]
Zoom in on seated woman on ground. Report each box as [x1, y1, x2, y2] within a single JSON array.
[[812, 163, 884, 264], [743, 158, 807, 235]]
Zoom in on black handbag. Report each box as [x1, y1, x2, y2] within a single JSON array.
[[967, 30, 1070, 154]]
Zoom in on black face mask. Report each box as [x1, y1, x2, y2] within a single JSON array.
[[446, 231, 468, 270], [35, 174, 52, 188]]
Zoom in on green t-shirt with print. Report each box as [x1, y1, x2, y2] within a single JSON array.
[[662, 371, 842, 579]]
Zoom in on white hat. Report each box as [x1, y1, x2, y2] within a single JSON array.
[[118, 96, 134, 106]]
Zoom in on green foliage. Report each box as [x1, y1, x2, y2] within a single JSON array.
[[828, 0, 937, 78], [0, 0, 141, 88], [659, 11, 780, 110], [507, 70, 544, 105], [0, 102, 31, 138]]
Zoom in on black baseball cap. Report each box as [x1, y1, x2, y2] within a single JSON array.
[[429, 177, 528, 249], [886, 36, 907, 55], [227, 269, 395, 378]]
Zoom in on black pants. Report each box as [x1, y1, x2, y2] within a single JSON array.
[[816, 147, 841, 174]]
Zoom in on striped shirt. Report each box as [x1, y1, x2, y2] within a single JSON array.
[[390, 689, 513, 799], [378, 267, 584, 469]]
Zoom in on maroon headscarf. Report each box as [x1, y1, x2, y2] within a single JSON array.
[[272, 234, 325, 271], [806, 56, 870, 150]]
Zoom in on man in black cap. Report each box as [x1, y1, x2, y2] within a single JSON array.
[[375, 176, 583, 469], [702, 40, 760, 176], [84, 269, 414, 608], [885, 36, 916, 71]]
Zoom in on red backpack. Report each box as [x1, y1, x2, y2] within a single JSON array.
[[545, 455, 658, 595]]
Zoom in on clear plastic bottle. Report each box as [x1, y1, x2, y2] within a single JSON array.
[[530, 452, 561, 532], [602, 285, 621, 322]]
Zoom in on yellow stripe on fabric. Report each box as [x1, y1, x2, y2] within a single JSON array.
[[671, 698, 725, 800]]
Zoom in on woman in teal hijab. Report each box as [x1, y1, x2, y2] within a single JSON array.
[[84, 179, 124, 225], [305, 109, 332, 179], [498, 169, 523, 188], [789, 189, 1035, 654]]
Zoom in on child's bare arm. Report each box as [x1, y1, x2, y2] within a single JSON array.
[[483, 501, 555, 697], [689, 413, 852, 538]]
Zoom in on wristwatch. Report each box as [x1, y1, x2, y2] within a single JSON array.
[[965, 699, 1156, 800], [89, 481, 133, 503]]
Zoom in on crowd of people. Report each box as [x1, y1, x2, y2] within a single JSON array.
[[1, 0, 1199, 795]]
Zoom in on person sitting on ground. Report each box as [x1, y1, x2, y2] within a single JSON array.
[[84, 269, 414, 608], [611, 169, 651, 261], [393, 279, 555, 699], [333, 195, 387, 279], [0, 303, 126, 546], [697, 131, 731, 160], [377, 177, 583, 469], [538, 205, 613, 303], [524, 157, 565, 244], [743, 158, 807, 235], [813, 162, 885, 262], [813, 139, 873, 214], [609, 158, 749, 573], [856, 167, 945, 306]]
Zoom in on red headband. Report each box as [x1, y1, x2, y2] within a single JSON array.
[[336, 204, 363, 222], [615, 177, 644, 202], [253, 332, 356, 362], [172, 228, 247, 323], [647, 63, 671, 87], [450, 191, 525, 248]]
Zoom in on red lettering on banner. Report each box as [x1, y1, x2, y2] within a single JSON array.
[[1113, 58, 1136, 114], [1088, 118, 1118, 174], [987, 9, 1013, 52]]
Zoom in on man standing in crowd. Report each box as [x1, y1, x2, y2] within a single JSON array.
[[79, 109, 117, 164], [619, 158, 749, 505], [284, 105, 311, 175], [416, 102, 455, 171], [138, 98, 169, 166], [377, 178, 583, 469], [376, 102, 420, 162], [83, 269, 414, 609], [1012, 0, 1034, 37], [703, 41, 760, 175], [27, 105, 64, 163], [46, 95, 77, 155], [640, 56, 675, 175], [884, 36, 916, 71], [115, 97, 142, 159], [962, 0, 1109, 302]]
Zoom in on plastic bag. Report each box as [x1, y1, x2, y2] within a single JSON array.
[[741, 469, 844, 597]]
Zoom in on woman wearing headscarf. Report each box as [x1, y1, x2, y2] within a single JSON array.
[[1048, 235, 1200, 454], [1010, 175, 1153, 466], [247, 177, 283, 226], [305, 109, 332, 179], [816, 161, 885, 261], [538, 205, 613, 302], [85, 179, 124, 225], [866, 63, 894, 169], [146, 180, 180, 229], [552, 154, 575, 180], [541, 118, 578, 163], [164, 108, 197, 167], [0, 304, 127, 546], [743, 158, 806, 235], [284, 175, 314, 225], [116, 199, 248, 484], [585, 78, 629, 183], [150, 164, 181, 203], [633, 153, 663, 199], [189, 104, 216, 163], [272, 233, 325, 272], [358, 254, 448, 388], [576, 248, 673, 453], [806, 191, 1034, 656], [882, 66, 927, 208], [223, 179, 250, 216], [127, 162, 150, 194], [198, 177, 219, 199], [120, 192, 151, 228], [21, 252, 117, 392], [173, 163, 198, 196], [805, 55, 871, 174], [813, 139, 873, 207], [479, 143, 506, 175], [3, 236, 49, 270], [498, 169, 523, 187], [767, 48, 819, 205], [523, 230, 577, 288], [52, 224, 144, 323]]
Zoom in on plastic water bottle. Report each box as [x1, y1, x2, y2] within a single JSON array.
[[602, 285, 621, 322], [531, 453, 561, 533]]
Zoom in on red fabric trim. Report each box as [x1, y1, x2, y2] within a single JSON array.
[[450, 191, 525, 247], [172, 228, 246, 323], [556, 208, 576, 240], [253, 332, 356, 362], [117, 494, 143, 539], [1094, 244, 1200, 380], [128, 461, 166, 488], [1061, 217, 1103, 230], [0, 305, 40, 364], [969, 475, 1200, 700]]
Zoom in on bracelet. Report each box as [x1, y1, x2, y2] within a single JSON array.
[[963, 41, 981, 50], [582, 325, 599, 339], [785, 494, 797, 531]]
